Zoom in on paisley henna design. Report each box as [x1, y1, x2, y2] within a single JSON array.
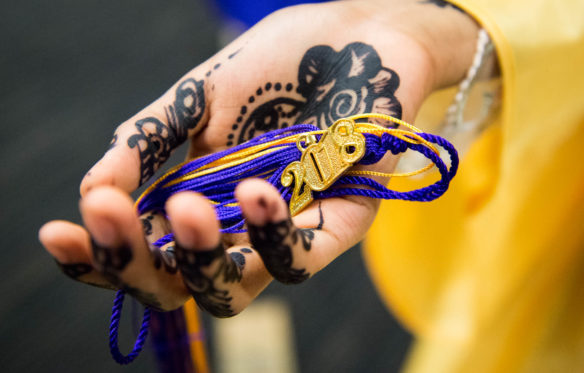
[[175, 242, 243, 317], [230, 42, 402, 145], [128, 77, 205, 185], [247, 218, 314, 284]]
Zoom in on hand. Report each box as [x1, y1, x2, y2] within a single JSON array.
[[39, 0, 479, 315]]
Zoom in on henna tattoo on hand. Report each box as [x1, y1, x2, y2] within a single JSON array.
[[247, 218, 314, 284], [152, 245, 178, 274], [419, 0, 462, 12], [229, 251, 246, 270], [228, 48, 242, 60], [141, 214, 154, 236], [91, 238, 133, 281], [167, 78, 206, 145], [127, 77, 205, 185], [56, 261, 93, 279], [299, 201, 324, 243], [91, 239, 166, 308], [122, 284, 164, 311], [175, 243, 243, 317], [229, 42, 402, 145], [55, 260, 117, 290], [127, 117, 178, 185]]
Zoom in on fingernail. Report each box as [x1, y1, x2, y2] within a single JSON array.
[[253, 197, 269, 225], [175, 229, 198, 250], [261, 195, 287, 223], [91, 217, 119, 247]]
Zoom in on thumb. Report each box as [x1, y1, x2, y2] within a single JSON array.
[[80, 71, 209, 196]]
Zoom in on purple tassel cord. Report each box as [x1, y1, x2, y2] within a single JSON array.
[[109, 123, 458, 364], [137, 124, 459, 247]]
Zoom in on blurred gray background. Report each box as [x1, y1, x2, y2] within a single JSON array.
[[0, 0, 411, 371]]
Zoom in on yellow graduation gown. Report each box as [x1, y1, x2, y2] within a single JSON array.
[[364, 0, 584, 371]]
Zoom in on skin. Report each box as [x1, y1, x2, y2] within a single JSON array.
[[39, 0, 483, 315]]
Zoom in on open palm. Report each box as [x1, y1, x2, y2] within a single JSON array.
[[40, 0, 478, 314]]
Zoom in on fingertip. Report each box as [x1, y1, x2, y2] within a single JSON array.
[[39, 220, 92, 263], [166, 192, 220, 249], [80, 185, 135, 216], [236, 179, 288, 225], [80, 185, 139, 248], [80, 155, 140, 197], [39, 220, 60, 246]]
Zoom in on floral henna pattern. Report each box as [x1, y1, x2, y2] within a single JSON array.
[[127, 117, 178, 186], [247, 218, 314, 284], [128, 77, 205, 186], [55, 260, 117, 290], [90, 238, 133, 284], [175, 242, 243, 317], [166, 78, 206, 145], [230, 42, 402, 145]]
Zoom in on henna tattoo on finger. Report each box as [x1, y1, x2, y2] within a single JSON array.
[[91, 238, 133, 282], [175, 242, 243, 317], [91, 239, 166, 308], [127, 77, 205, 185], [141, 214, 154, 236], [123, 284, 165, 311], [247, 218, 314, 284], [127, 117, 178, 185], [152, 245, 178, 274], [56, 261, 93, 279], [54, 260, 117, 290], [229, 42, 402, 145], [229, 252, 246, 270], [167, 78, 206, 144]]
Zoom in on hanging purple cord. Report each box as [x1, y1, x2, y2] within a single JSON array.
[[140, 126, 459, 245], [109, 290, 151, 364]]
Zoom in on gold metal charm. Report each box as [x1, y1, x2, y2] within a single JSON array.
[[281, 118, 366, 216]]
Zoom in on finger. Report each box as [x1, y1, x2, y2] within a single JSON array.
[[80, 69, 210, 196], [166, 192, 271, 318], [237, 179, 343, 284], [81, 186, 188, 311], [39, 220, 115, 290]]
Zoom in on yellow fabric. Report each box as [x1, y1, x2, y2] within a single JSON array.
[[363, 0, 584, 371]]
